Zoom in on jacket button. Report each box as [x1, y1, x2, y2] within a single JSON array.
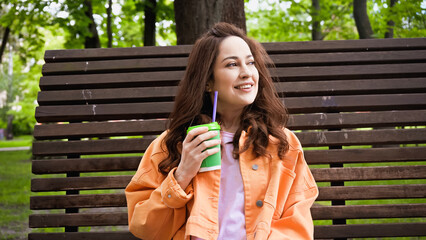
[[256, 200, 263, 207], [252, 164, 259, 170]]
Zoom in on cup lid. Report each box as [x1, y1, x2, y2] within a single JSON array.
[[187, 122, 220, 133]]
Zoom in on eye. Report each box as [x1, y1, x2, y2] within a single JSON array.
[[248, 60, 256, 65], [226, 62, 237, 67]]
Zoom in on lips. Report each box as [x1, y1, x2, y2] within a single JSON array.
[[234, 82, 254, 89]]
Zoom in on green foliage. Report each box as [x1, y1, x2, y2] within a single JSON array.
[[246, 0, 425, 41]]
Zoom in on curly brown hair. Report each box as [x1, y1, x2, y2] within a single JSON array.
[[159, 22, 289, 176]]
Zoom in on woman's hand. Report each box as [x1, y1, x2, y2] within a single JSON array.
[[174, 127, 221, 189]]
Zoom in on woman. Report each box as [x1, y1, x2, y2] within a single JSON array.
[[126, 22, 318, 240]]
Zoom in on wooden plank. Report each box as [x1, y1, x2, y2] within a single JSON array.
[[35, 102, 174, 123], [314, 223, 426, 238], [263, 38, 426, 54], [289, 110, 426, 130], [29, 207, 424, 230], [42, 50, 426, 75], [33, 119, 167, 140], [311, 204, 426, 220], [30, 194, 125, 210], [39, 71, 184, 91], [277, 78, 426, 97], [317, 184, 426, 201], [270, 50, 426, 67], [36, 78, 426, 105], [285, 93, 426, 114], [32, 111, 426, 140], [29, 232, 139, 240], [32, 157, 141, 174], [34, 93, 426, 123], [37, 86, 178, 105], [31, 147, 426, 175], [31, 172, 426, 195], [32, 129, 426, 156], [32, 138, 151, 156], [42, 57, 188, 75], [311, 166, 426, 182], [44, 44, 193, 63], [304, 147, 426, 165], [296, 128, 426, 147], [274, 63, 426, 81], [43, 38, 426, 62], [29, 212, 128, 228], [31, 175, 132, 192]]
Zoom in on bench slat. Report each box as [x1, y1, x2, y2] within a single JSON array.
[[274, 63, 426, 81], [30, 193, 126, 209], [36, 78, 426, 105], [30, 191, 426, 215], [43, 38, 426, 63], [29, 212, 128, 228], [317, 184, 426, 201], [28, 209, 426, 227], [25, 223, 426, 240], [311, 204, 426, 220], [30, 147, 426, 174], [314, 223, 426, 238], [31, 175, 132, 192], [31, 170, 425, 191], [33, 110, 426, 140], [41, 50, 426, 75], [32, 157, 141, 174], [35, 93, 426, 122], [32, 129, 426, 156], [304, 147, 426, 165], [39, 71, 184, 91], [311, 166, 426, 182], [29, 232, 139, 240]]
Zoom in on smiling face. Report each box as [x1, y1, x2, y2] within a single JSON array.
[[210, 36, 259, 115]]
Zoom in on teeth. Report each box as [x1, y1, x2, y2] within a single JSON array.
[[236, 84, 252, 89]]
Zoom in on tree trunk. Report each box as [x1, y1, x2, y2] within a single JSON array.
[[6, 115, 13, 140], [311, 0, 322, 40], [353, 0, 374, 39], [144, 0, 157, 46], [174, 0, 224, 45], [0, 27, 10, 64], [385, 0, 397, 38], [83, 0, 101, 48], [221, 0, 246, 33], [107, 0, 113, 48]]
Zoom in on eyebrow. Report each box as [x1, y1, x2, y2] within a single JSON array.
[[221, 55, 253, 63]]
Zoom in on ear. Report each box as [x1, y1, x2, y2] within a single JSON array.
[[205, 82, 212, 92]]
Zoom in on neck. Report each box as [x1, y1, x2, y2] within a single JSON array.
[[218, 108, 242, 133]]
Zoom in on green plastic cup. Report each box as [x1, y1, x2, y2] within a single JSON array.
[[187, 122, 221, 172]]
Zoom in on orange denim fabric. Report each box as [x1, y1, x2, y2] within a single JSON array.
[[125, 128, 318, 240]]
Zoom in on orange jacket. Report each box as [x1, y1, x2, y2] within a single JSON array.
[[126, 128, 318, 240]]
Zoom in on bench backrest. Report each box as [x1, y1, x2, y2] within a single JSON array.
[[30, 38, 426, 239]]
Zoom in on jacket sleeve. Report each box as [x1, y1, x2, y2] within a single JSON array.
[[267, 150, 319, 240], [125, 134, 194, 240]]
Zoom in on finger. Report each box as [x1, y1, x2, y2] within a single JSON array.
[[201, 146, 220, 159], [184, 127, 209, 143], [196, 139, 221, 152], [192, 131, 218, 146]]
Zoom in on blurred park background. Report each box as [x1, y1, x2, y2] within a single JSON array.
[[0, 0, 425, 239]]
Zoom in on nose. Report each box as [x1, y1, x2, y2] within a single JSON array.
[[239, 64, 253, 79]]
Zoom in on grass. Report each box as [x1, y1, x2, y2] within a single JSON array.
[[0, 135, 32, 148], [0, 150, 32, 240]]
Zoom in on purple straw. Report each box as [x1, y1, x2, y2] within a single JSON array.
[[212, 91, 218, 122]]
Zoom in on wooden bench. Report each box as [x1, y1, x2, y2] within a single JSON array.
[[30, 38, 426, 239]]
